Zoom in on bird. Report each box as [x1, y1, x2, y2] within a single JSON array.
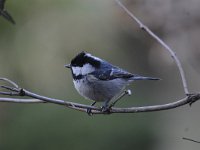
[[0, 0, 15, 24], [65, 51, 160, 113]]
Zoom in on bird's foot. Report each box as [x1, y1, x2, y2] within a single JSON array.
[[101, 105, 111, 114], [86, 108, 93, 116], [86, 101, 96, 116]]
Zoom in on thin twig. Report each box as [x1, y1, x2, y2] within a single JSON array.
[[0, 91, 20, 96], [0, 78, 19, 88], [182, 137, 200, 144], [115, 0, 189, 95], [110, 89, 131, 108], [0, 98, 44, 103]]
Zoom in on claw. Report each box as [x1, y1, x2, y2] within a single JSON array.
[[101, 104, 111, 114], [101, 107, 110, 113], [86, 101, 96, 116], [86, 108, 93, 116]]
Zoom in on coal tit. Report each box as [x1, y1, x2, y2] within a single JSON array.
[[65, 51, 159, 112]]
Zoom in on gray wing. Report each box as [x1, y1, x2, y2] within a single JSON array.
[[90, 68, 134, 81], [0, 0, 5, 10]]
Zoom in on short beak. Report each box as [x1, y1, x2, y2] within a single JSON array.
[[64, 64, 71, 68]]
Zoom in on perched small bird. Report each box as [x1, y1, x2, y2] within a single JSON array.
[[65, 51, 159, 112], [0, 0, 15, 24]]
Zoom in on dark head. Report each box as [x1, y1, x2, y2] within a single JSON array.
[[65, 51, 101, 69], [65, 51, 102, 79]]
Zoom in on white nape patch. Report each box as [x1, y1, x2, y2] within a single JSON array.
[[110, 68, 114, 76], [72, 63, 95, 76], [85, 53, 102, 62]]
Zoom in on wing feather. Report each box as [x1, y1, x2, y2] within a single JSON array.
[[90, 68, 134, 81]]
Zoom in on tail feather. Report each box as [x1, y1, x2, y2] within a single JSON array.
[[132, 75, 160, 81]]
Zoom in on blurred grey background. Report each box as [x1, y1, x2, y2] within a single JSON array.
[[0, 0, 200, 149]]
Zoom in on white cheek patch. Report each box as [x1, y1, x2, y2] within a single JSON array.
[[72, 64, 95, 76], [72, 67, 82, 76], [81, 64, 95, 75]]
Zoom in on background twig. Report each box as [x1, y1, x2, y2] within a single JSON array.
[[115, 0, 189, 95], [182, 137, 200, 144]]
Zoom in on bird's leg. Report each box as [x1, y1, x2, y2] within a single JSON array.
[[101, 100, 111, 113], [86, 101, 96, 116], [109, 89, 132, 108]]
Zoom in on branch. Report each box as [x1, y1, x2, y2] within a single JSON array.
[[115, 0, 189, 95], [0, 78, 101, 113], [0, 78, 199, 114]]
